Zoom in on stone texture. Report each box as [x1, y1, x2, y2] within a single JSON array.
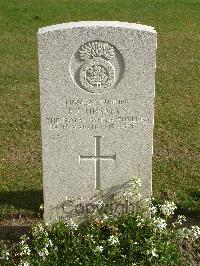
[[37, 21, 157, 223]]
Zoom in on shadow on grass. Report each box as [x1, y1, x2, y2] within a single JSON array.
[[188, 189, 200, 202], [0, 189, 43, 212], [175, 188, 200, 218]]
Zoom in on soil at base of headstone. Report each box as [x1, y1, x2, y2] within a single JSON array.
[[0, 215, 41, 240]]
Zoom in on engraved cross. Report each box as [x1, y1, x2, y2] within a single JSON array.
[[79, 136, 116, 190]]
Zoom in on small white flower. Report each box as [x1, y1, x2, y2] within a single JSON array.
[[95, 245, 103, 253], [20, 244, 31, 256], [177, 215, 186, 224], [89, 234, 95, 243], [20, 235, 28, 246], [48, 239, 53, 247], [44, 238, 53, 248], [132, 176, 142, 187], [151, 248, 158, 257], [44, 248, 49, 256], [123, 191, 133, 198], [152, 217, 167, 231], [173, 215, 187, 227], [136, 216, 144, 227], [178, 215, 186, 222], [39, 204, 44, 210], [32, 223, 45, 236], [38, 247, 49, 259], [20, 239, 25, 245], [95, 200, 104, 208], [150, 205, 157, 215], [19, 261, 29, 266], [68, 218, 78, 229], [5, 251, 9, 257], [191, 226, 200, 239], [2, 251, 10, 261], [108, 235, 119, 245], [160, 201, 177, 217]]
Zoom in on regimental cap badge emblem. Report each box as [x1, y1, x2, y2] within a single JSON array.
[[79, 42, 115, 93], [70, 40, 124, 94]]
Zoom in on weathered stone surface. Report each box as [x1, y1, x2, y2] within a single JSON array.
[[37, 21, 157, 223]]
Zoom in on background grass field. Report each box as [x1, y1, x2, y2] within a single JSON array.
[[0, 0, 199, 222]]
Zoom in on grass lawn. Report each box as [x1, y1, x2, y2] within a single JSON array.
[[0, 0, 199, 222]]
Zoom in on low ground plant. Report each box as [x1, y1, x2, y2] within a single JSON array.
[[1, 177, 199, 265]]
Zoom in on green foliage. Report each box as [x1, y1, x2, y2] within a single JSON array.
[[1, 215, 181, 265], [1, 199, 199, 265]]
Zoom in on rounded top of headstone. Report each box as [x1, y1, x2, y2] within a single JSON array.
[[38, 21, 156, 35]]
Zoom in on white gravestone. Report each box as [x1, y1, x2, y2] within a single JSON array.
[[37, 21, 157, 223]]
